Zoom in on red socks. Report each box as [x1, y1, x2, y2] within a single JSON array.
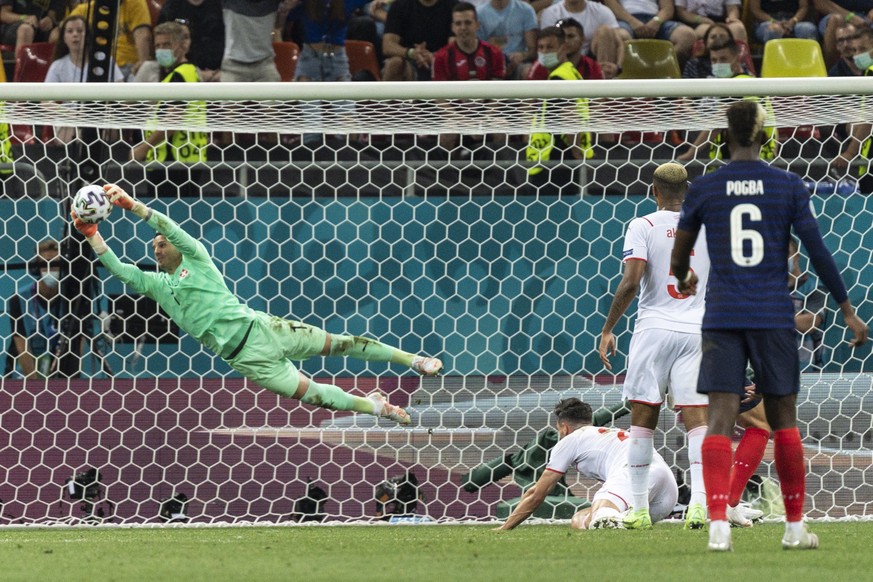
[[773, 427, 806, 522], [728, 427, 770, 506], [702, 435, 732, 521]]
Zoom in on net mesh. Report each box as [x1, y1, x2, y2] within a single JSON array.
[[0, 80, 871, 525]]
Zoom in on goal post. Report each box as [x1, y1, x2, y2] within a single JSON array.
[[0, 79, 871, 524]]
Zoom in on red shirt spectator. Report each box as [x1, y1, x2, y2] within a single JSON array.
[[433, 39, 506, 80]]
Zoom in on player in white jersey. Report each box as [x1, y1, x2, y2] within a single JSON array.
[[598, 162, 712, 530], [496, 398, 678, 530]]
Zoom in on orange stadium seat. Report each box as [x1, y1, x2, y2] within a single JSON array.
[[13, 42, 54, 144], [346, 39, 381, 81], [273, 41, 299, 82]]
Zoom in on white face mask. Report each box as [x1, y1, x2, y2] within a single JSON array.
[[156, 48, 176, 68], [41, 269, 60, 289], [538, 52, 560, 69], [710, 63, 733, 78], [853, 50, 873, 71]]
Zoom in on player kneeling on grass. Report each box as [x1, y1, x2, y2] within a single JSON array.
[[71, 184, 444, 425], [496, 398, 678, 531]]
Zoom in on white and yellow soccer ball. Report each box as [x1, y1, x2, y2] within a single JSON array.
[[72, 185, 113, 224]]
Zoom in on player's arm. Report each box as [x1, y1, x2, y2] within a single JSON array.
[[670, 227, 699, 295], [599, 259, 645, 370], [795, 224, 868, 346], [496, 469, 564, 530], [70, 212, 153, 295], [103, 184, 211, 264]]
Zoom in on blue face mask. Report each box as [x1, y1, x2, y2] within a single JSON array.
[[710, 63, 733, 78], [41, 269, 60, 289], [156, 48, 176, 69], [853, 50, 873, 71], [538, 52, 560, 70]]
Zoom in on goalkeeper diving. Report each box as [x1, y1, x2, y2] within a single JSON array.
[[71, 184, 444, 425]]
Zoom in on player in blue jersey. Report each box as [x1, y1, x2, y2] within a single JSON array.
[[670, 100, 868, 552]]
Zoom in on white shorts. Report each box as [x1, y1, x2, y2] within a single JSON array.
[[623, 328, 708, 408], [593, 458, 678, 523]]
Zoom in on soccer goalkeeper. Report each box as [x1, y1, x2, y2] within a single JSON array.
[[71, 184, 444, 425]]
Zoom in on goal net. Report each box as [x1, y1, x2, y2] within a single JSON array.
[[0, 79, 870, 525]]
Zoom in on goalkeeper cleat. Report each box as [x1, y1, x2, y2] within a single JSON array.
[[367, 391, 411, 426], [685, 503, 707, 530], [707, 520, 733, 552], [726, 503, 764, 528], [412, 356, 444, 377], [782, 524, 819, 550], [622, 508, 653, 530]]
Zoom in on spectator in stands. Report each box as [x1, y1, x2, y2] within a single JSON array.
[[220, 0, 286, 82], [285, 0, 368, 148], [815, 0, 873, 67], [70, 0, 153, 81], [0, 0, 65, 57], [132, 21, 207, 197], [45, 15, 124, 144], [604, 0, 697, 68], [747, 0, 817, 43], [46, 15, 125, 83], [528, 16, 603, 79], [158, 0, 225, 82], [433, 2, 505, 151], [382, 0, 457, 81], [4, 239, 65, 378], [831, 25, 873, 181], [828, 21, 862, 75], [789, 238, 828, 369], [681, 21, 736, 78], [678, 39, 777, 162], [525, 25, 593, 191], [539, 0, 623, 78], [674, 0, 748, 43], [476, 0, 538, 79], [287, 0, 368, 83]]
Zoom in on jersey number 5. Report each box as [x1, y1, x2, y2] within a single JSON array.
[[730, 203, 764, 267]]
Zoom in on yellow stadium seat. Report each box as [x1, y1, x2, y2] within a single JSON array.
[[618, 39, 681, 79], [760, 39, 827, 77]]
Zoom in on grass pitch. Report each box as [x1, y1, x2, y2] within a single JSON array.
[[1, 521, 870, 581]]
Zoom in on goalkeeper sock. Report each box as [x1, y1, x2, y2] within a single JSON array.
[[300, 379, 375, 414], [627, 425, 654, 511], [328, 334, 414, 367], [773, 427, 806, 522], [729, 426, 770, 506], [687, 425, 707, 507], [702, 434, 732, 522]]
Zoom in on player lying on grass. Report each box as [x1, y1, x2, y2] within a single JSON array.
[[496, 398, 678, 531], [71, 184, 444, 425]]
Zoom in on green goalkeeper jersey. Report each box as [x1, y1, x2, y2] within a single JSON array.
[[98, 208, 255, 358]]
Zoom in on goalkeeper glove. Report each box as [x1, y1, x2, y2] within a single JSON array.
[[104, 183, 136, 210], [70, 210, 98, 238]]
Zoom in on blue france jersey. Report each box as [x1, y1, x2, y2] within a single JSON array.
[[678, 160, 830, 330]]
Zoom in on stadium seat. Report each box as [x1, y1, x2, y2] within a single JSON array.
[[618, 39, 681, 79], [346, 39, 381, 81], [760, 38, 827, 77], [13, 42, 53, 82], [12, 43, 54, 144], [273, 41, 299, 82]]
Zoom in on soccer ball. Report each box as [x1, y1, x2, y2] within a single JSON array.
[[73, 185, 112, 224]]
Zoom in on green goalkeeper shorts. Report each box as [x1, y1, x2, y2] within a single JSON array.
[[226, 312, 327, 398]]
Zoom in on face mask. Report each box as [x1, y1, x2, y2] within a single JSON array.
[[710, 63, 733, 78], [538, 52, 560, 69], [854, 50, 873, 71], [41, 269, 60, 289], [156, 49, 176, 68]]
